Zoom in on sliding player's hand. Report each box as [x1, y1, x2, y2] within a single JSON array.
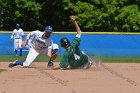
[[71, 16, 76, 23]]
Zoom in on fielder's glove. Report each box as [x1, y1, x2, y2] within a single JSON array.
[[51, 52, 57, 60]]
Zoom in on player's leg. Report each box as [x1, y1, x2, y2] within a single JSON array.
[[18, 39, 22, 56], [86, 53, 101, 68], [80, 51, 95, 69], [9, 48, 39, 67], [23, 48, 39, 67], [15, 50, 18, 56], [19, 49, 22, 56], [14, 39, 18, 56]]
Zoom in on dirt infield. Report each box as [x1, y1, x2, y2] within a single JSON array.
[[0, 62, 140, 93]]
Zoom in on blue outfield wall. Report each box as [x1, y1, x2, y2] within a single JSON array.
[[0, 33, 140, 56]]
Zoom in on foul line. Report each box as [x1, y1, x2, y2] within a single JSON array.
[[35, 68, 68, 86], [101, 63, 137, 86], [34, 67, 78, 93]]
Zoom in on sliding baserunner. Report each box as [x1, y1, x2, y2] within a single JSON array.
[[54, 16, 93, 70]]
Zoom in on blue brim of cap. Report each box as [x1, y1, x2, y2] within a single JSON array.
[[45, 30, 52, 33]]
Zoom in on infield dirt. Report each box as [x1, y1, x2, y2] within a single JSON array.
[[0, 62, 139, 93]]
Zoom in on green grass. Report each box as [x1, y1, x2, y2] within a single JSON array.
[[95, 56, 140, 63], [0, 55, 61, 62], [0, 56, 139, 63]]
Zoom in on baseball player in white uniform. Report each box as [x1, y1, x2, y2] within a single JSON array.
[[11, 24, 24, 56], [9, 26, 58, 68]]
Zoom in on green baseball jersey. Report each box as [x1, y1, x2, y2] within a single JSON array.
[[60, 37, 88, 69]]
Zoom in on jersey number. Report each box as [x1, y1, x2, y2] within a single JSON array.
[[74, 53, 80, 60]]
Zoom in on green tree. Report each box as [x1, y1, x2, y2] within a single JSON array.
[[1, 0, 140, 32], [38, 0, 68, 31], [0, 0, 41, 30], [62, 0, 140, 32], [115, 5, 140, 31], [15, 0, 42, 30]]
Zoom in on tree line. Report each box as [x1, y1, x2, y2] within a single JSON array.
[[0, 0, 140, 32]]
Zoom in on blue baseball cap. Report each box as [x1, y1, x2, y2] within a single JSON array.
[[44, 26, 53, 33], [16, 24, 20, 27]]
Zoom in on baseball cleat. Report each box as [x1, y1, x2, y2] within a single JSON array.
[[9, 60, 18, 68], [47, 62, 54, 68]]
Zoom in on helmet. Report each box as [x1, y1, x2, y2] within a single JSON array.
[[44, 26, 53, 33], [16, 24, 20, 27], [16, 24, 20, 28], [60, 37, 70, 47]]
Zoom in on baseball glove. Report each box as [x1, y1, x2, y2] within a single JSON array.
[[51, 52, 57, 60]]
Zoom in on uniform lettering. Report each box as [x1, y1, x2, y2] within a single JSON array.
[[74, 53, 80, 60], [36, 39, 47, 48]]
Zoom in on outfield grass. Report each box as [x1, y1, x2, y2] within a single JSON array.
[[0, 56, 61, 62], [0, 56, 139, 63], [97, 56, 140, 63]]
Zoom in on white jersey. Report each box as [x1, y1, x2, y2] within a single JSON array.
[[29, 30, 53, 50], [11, 28, 24, 39]]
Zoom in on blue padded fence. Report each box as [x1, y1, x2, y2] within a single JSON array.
[[0, 33, 140, 56]]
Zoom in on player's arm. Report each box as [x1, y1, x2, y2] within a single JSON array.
[[48, 43, 58, 60], [70, 16, 81, 47], [53, 66, 61, 70], [10, 30, 15, 40], [53, 55, 70, 70], [21, 33, 31, 47], [53, 66, 71, 70], [48, 49, 57, 60], [71, 16, 81, 38], [48, 50, 58, 65], [53, 65, 71, 70]]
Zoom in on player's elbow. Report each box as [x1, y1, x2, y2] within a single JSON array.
[[76, 33, 81, 38]]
